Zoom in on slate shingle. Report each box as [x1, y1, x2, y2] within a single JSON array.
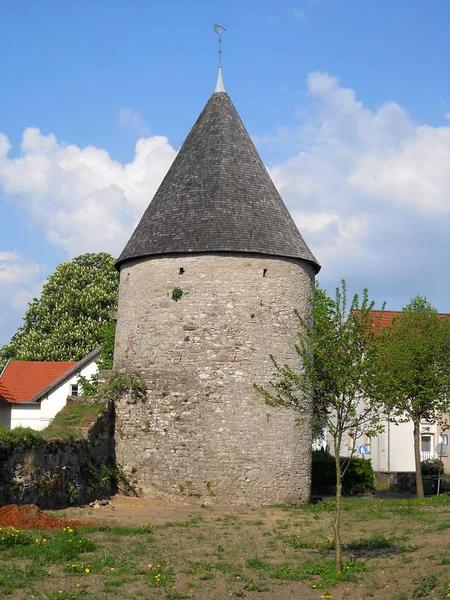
[[117, 90, 320, 272]]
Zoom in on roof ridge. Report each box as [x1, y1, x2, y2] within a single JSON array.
[[7, 360, 77, 366]]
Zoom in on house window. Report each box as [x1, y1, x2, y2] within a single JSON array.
[[70, 384, 79, 397], [420, 434, 434, 460], [421, 435, 432, 451], [439, 433, 448, 448]]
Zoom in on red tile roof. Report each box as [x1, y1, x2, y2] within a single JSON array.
[[0, 380, 16, 403], [369, 310, 450, 335], [0, 361, 77, 404]]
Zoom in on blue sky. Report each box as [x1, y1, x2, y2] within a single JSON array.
[[0, 0, 449, 345]]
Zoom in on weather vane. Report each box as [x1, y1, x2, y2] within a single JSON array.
[[213, 24, 226, 69]]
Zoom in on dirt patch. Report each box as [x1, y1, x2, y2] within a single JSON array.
[[0, 504, 96, 530], [50, 494, 208, 526]]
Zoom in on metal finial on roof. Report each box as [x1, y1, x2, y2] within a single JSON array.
[[215, 67, 225, 93], [213, 24, 226, 69], [213, 24, 226, 93]]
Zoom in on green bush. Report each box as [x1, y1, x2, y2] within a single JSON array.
[[344, 455, 375, 490], [421, 458, 444, 476], [97, 321, 116, 370], [311, 450, 336, 487], [311, 450, 375, 492], [0, 425, 44, 459], [102, 372, 146, 403]]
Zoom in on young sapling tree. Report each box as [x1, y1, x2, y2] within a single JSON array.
[[256, 281, 384, 572]]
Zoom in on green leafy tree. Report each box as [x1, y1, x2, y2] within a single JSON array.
[[0, 253, 119, 370], [372, 296, 450, 498], [256, 281, 384, 572], [97, 321, 116, 370], [78, 321, 117, 396]]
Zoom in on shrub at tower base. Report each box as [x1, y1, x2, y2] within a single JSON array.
[[256, 281, 384, 572], [311, 450, 375, 494]]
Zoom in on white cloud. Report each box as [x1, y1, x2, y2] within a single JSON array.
[[0, 252, 43, 344], [0, 73, 448, 319], [0, 252, 40, 285], [0, 251, 20, 262], [293, 9, 306, 20], [119, 108, 150, 137], [0, 134, 11, 157], [267, 72, 450, 309], [0, 129, 176, 257]]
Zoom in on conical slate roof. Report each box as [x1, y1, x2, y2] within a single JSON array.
[[117, 76, 320, 272]]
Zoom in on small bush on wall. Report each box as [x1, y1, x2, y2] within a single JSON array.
[[171, 287, 183, 302]]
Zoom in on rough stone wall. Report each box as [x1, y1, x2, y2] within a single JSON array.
[[0, 403, 115, 509], [114, 253, 315, 506]]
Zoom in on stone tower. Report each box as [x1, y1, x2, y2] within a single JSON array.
[[113, 70, 320, 506]]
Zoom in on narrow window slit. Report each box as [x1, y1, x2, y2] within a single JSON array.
[[263, 269, 268, 278], [179, 268, 185, 275]]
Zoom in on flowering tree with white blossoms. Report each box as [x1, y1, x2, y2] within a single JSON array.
[[0, 253, 119, 370]]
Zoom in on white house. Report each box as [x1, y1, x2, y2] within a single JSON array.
[[0, 348, 100, 431], [336, 310, 450, 476], [368, 419, 449, 475]]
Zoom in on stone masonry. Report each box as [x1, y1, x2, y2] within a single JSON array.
[[114, 253, 315, 506]]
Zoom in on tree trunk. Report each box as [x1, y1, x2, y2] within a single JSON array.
[[333, 438, 343, 572], [413, 417, 424, 498]]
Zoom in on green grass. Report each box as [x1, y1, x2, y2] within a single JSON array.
[[159, 516, 204, 528], [1, 495, 450, 598], [7, 528, 97, 562], [346, 535, 405, 551], [0, 563, 49, 591], [97, 525, 155, 536], [268, 557, 369, 587], [40, 399, 106, 439], [412, 575, 438, 598], [245, 556, 270, 570], [146, 563, 175, 588]]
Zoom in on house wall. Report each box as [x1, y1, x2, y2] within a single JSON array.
[[10, 404, 41, 430], [436, 425, 450, 473], [370, 421, 415, 472], [0, 400, 11, 428], [369, 420, 450, 474], [114, 253, 315, 506], [10, 359, 98, 431]]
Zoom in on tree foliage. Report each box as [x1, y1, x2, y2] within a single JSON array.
[[96, 321, 117, 371], [78, 321, 117, 396], [256, 281, 384, 572], [372, 296, 450, 497], [0, 253, 119, 370]]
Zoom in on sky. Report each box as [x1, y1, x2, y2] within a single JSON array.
[[0, 0, 449, 346]]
